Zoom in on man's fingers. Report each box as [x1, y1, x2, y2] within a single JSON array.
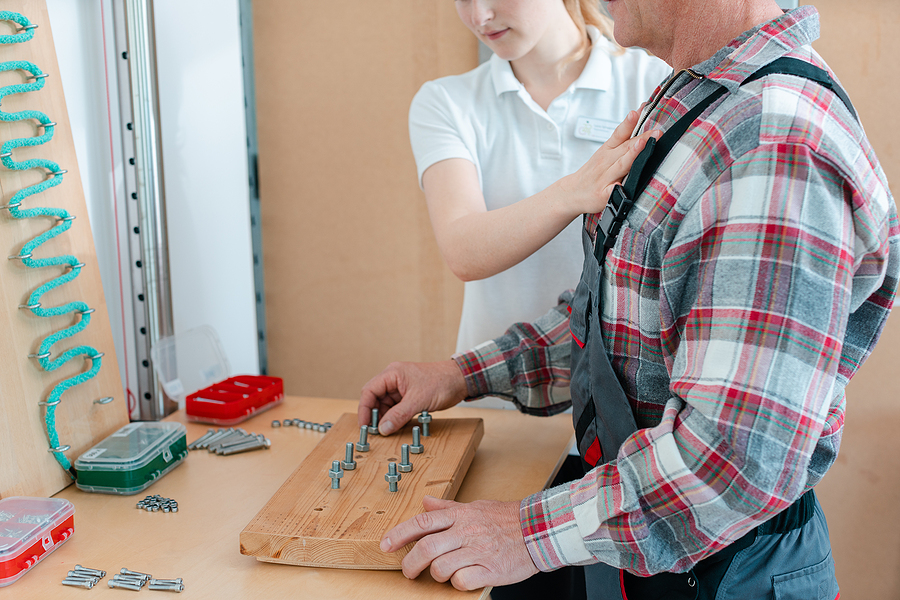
[[401, 529, 465, 580], [422, 495, 457, 511], [381, 507, 456, 552], [379, 401, 417, 436], [449, 564, 493, 591]]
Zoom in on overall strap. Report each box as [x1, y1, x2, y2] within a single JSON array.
[[594, 57, 857, 261]]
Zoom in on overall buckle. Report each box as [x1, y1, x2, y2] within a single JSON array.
[[594, 184, 634, 259]]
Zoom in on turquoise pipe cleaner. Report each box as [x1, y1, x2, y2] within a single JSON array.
[[1, 11, 103, 475]]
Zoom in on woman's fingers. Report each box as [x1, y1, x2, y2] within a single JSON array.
[[603, 109, 640, 149]]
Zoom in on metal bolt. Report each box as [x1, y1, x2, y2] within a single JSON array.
[[75, 564, 106, 577], [150, 578, 183, 585], [356, 425, 370, 452], [62, 579, 94, 588], [64, 574, 99, 584], [409, 426, 424, 454], [271, 419, 281, 427], [207, 428, 249, 451], [329, 460, 344, 489], [217, 433, 265, 452], [369, 408, 379, 435], [120, 568, 152, 580], [418, 411, 432, 437], [282, 419, 292, 427], [67, 570, 101, 580], [148, 581, 184, 592], [197, 428, 230, 449], [398, 444, 412, 472], [188, 429, 216, 449], [108, 579, 143, 591], [292, 419, 303, 427], [341, 442, 357, 470], [220, 437, 270, 455], [385, 462, 401, 492], [113, 574, 147, 587]]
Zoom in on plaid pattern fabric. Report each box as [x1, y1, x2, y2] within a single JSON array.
[[454, 7, 900, 576]]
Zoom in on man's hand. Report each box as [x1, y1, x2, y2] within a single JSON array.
[[359, 360, 468, 435], [380, 496, 540, 591]]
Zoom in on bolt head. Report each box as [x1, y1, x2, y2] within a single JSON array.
[[356, 442, 370, 452], [397, 464, 412, 473], [385, 473, 400, 483], [409, 444, 424, 454], [329, 469, 343, 479], [367, 425, 378, 435], [341, 460, 356, 470]]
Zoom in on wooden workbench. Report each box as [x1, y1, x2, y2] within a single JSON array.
[[9, 397, 575, 599]]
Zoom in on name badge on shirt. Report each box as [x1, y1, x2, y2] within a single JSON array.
[[574, 116, 618, 143]]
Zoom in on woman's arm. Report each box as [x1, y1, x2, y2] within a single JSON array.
[[423, 110, 658, 281]]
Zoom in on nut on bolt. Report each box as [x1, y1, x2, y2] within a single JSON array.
[[398, 444, 412, 472], [368, 408, 379, 435], [418, 411, 432, 436], [385, 461, 401, 492], [356, 425, 370, 452], [329, 460, 344, 489]]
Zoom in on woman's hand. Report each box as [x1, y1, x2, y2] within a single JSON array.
[[560, 110, 661, 216]]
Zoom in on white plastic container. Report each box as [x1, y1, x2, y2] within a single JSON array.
[[0, 496, 75, 587]]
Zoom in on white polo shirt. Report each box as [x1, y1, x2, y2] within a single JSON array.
[[409, 27, 671, 362]]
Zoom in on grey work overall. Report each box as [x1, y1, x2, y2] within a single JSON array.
[[567, 58, 850, 600]]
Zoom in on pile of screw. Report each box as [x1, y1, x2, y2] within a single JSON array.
[[109, 568, 184, 592], [61, 564, 105, 589], [328, 409, 431, 493], [272, 418, 333, 432], [136, 495, 178, 513], [188, 428, 271, 455]]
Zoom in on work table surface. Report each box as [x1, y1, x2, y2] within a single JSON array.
[[10, 397, 575, 599]]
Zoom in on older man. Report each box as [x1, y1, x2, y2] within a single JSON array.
[[360, 1, 899, 598]]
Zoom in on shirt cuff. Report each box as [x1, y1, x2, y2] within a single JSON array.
[[520, 485, 596, 571], [452, 339, 513, 399]]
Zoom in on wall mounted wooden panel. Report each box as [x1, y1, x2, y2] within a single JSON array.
[[0, 0, 129, 498], [807, 2, 900, 599], [253, 2, 472, 400]]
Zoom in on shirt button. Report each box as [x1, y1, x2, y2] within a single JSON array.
[[546, 123, 554, 131]]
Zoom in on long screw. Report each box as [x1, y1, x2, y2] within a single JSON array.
[[398, 444, 412, 472], [368, 408, 379, 435], [341, 442, 357, 470], [120, 568, 152, 580], [409, 426, 424, 454], [62, 579, 94, 588], [108, 579, 142, 591], [356, 425, 370, 452], [148, 581, 184, 592], [75, 564, 106, 577]]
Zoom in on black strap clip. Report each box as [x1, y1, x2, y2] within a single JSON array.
[[594, 184, 634, 259]]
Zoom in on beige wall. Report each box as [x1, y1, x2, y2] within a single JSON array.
[[253, 2, 472, 400], [806, 2, 900, 598]]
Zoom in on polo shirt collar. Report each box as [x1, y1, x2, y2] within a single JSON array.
[[490, 25, 613, 97]]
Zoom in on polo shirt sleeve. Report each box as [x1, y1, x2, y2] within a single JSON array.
[[408, 80, 477, 190]]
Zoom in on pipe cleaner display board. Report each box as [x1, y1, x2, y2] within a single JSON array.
[[0, 0, 128, 499]]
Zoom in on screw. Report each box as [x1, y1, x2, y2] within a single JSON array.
[[148, 581, 184, 592], [398, 444, 412, 472], [67, 570, 101, 580], [409, 426, 424, 454], [220, 437, 270, 455], [341, 442, 357, 470], [108, 579, 142, 591], [150, 578, 183, 585], [75, 564, 106, 577], [356, 426, 370, 452], [64, 574, 100, 584], [188, 429, 216, 449], [62, 579, 94, 588], [385, 462, 401, 492], [120, 568, 152, 580], [418, 411, 432, 436], [329, 460, 344, 489], [113, 574, 147, 587], [368, 408, 379, 435]]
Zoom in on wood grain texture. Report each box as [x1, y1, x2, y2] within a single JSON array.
[[0, 0, 128, 499], [241, 413, 484, 569]]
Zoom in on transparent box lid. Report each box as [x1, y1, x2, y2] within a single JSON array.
[[74, 422, 187, 472], [0, 497, 74, 560], [150, 326, 231, 406]]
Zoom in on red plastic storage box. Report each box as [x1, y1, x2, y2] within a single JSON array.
[[0, 496, 74, 587], [185, 375, 284, 425]]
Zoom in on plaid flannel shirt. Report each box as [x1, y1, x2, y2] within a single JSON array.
[[452, 7, 900, 576]]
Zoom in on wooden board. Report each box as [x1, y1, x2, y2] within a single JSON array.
[[0, 0, 128, 499], [240, 413, 484, 569]]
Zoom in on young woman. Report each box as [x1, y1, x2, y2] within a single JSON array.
[[410, 0, 669, 359]]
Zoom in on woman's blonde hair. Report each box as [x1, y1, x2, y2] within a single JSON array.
[[562, 0, 624, 73]]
